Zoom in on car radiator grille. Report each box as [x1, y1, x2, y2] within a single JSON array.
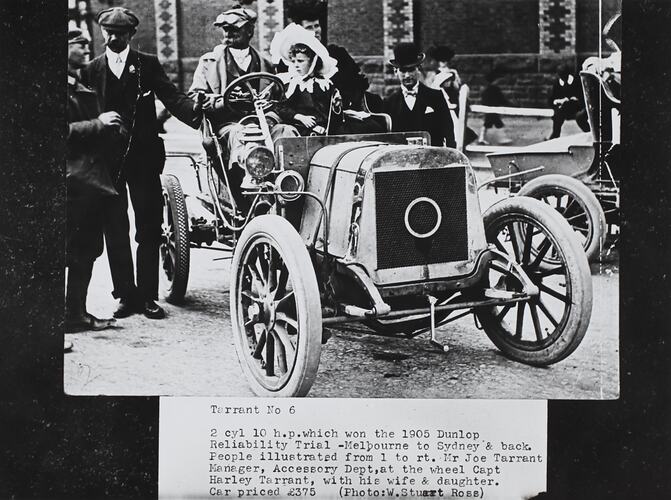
[[374, 167, 468, 270]]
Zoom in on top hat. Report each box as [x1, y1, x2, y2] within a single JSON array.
[[214, 7, 257, 28], [389, 43, 425, 69], [96, 7, 139, 30]]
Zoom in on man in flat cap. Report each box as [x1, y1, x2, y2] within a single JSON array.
[[82, 7, 201, 320], [189, 5, 274, 116], [383, 42, 455, 147], [66, 27, 120, 341], [188, 4, 280, 206]]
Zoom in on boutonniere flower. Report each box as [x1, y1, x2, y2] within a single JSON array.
[[128, 65, 136, 74]]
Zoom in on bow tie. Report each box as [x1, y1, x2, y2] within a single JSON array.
[[402, 88, 417, 97]]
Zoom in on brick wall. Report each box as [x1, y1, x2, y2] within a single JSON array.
[[328, 0, 384, 55], [454, 54, 562, 107], [415, 0, 539, 55], [179, 0, 239, 90], [85, 0, 620, 106], [121, 0, 157, 53], [180, 0, 247, 60], [357, 52, 596, 107]]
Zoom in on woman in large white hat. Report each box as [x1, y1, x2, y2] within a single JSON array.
[[270, 23, 338, 135]]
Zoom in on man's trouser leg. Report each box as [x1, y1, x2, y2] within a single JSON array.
[[67, 260, 95, 317], [67, 196, 104, 318], [65, 262, 85, 320], [550, 106, 566, 139], [127, 170, 164, 302], [103, 182, 137, 301], [217, 123, 247, 210], [576, 108, 590, 132]]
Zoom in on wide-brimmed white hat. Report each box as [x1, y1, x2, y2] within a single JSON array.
[[270, 23, 337, 80]]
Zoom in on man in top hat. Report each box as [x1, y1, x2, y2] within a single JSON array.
[[383, 43, 455, 147], [82, 7, 201, 320], [66, 27, 120, 346]]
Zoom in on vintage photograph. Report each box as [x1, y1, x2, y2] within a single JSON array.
[[64, 0, 621, 399]]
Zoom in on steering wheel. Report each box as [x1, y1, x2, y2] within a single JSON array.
[[222, 72, 286, 115]]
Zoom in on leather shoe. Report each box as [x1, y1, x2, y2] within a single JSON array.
[[64, 313, 117, 333], [114, 299, 138, 318], [86, 313, 117, 330], [143, 300, 166, 319]]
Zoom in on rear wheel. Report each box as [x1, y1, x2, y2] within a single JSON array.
[[477, 197, 592, 365], [160, 174, 190, 304], [230, 215, 322, 397], [518, 174, 606, 263]]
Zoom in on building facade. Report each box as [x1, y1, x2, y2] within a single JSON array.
[[75, 0, 621, 107]]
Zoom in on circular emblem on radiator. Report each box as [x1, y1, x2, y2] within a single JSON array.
[[404, 197, 442, 239]]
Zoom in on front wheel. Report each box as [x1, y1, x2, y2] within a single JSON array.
[[476, 197, 592, 365], [160, 174, 190, 304], [230, 215, 322, 397]]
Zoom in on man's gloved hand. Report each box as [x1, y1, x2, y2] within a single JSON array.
[[201, 94, 220, 111], [229, 87, 251, 102], [98, 111, 122, 128], [193, 94, 203, 113], [201, 94, 224, 111]]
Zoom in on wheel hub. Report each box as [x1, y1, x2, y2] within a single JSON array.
[[248, 292, 277, 330], [260, 292, 277, 328]]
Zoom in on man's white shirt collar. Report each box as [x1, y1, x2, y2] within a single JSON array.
[[229, 46, 251, 71], [402, 83, 419, 109], [106, 46, 130, 79], [559, 74, 574, 86]]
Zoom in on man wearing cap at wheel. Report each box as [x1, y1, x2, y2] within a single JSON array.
[[189, 5, 275, 118], [82, 7, 201, 321], [383, 43, 455, 148], [189, 5, 296, 204]]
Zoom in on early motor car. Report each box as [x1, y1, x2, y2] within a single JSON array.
[[160, 72, 593, 397], [485, 69, 620, 263]]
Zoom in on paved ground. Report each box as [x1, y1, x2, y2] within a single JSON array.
[[64, 118, 618, 399]]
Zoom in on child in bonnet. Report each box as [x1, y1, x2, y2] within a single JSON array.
[[270, 23, 339, 136]]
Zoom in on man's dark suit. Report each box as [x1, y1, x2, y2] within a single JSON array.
[[548, 74, 590, 138], [82, 49, 198, 303], [383, 83, 456, 147]]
